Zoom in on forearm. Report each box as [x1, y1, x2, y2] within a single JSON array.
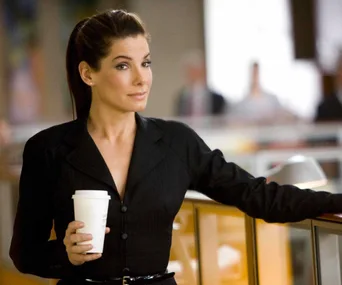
[[202, 178, 342, 223], [243, 181, 342, 223]]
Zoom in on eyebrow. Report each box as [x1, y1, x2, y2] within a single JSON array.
[[112, 53, 150, 61]]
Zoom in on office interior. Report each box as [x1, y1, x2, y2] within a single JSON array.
[[1, 0, 342, 284]]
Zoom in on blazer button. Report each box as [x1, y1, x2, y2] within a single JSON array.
[[121, 205, 128, 213], [121, 233, 128, 240]]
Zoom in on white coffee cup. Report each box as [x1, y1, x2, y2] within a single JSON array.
[[72, 190, 111, 253]]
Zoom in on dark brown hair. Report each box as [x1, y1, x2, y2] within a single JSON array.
[[66, 10, 149, 119]]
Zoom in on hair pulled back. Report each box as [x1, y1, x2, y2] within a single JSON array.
[[66, 10, 149, 119]]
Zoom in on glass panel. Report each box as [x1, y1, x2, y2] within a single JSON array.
[[168, 202, 199, 285], [256, 220, 313, 285], [197, 205, 249, 285], [317, 228, 342, 285]]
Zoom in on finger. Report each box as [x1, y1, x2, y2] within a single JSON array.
[[105, 227, 110, 234], [68, 244, 93, 254], [83, 253, 102, 262], [69, 253, 91, 263], [69, 233, 93, 244], [65, 221, 84, 237], [70, 253, 102, 263]]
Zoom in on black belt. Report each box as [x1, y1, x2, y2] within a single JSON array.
[[83, 272, 175, 284]]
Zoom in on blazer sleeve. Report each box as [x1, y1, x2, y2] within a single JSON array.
[[183, 125, 342, 223], [10, 136, 78, 279]]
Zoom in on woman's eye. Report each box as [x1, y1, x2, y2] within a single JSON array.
[[142, 61, 152, 68], [116, 63, 128, 70]]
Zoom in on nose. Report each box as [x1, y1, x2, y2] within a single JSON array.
[[133, 66, 147, 86]]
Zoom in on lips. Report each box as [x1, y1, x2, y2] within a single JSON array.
[[127, 91, 147, 101], [128, 91, 147, 96]]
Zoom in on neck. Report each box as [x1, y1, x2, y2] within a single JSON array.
[[87, 106, 136, 143], [250, 84, 261, 97]]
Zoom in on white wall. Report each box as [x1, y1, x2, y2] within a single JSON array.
[[316, 0, 342, 73], [204, 0, 321, 119]]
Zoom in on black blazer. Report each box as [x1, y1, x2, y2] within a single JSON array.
[[315, 93, 342, 122], [10, 114, 342, 280]]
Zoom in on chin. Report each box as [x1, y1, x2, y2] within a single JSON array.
[[133, 105, 147, 112], [131, 100, 148, 112], [124, 105, 146, 113]]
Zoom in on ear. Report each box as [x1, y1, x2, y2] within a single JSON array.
[[79, 61, 95, 87]]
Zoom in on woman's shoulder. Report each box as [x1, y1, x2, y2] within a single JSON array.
[[142, 116, 203, 150], [144, 116, 195, 137]]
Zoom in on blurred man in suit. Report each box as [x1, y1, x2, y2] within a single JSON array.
[[315, 53, 342, 122], [175, 50, 227, 117], [229, 62, 296, 124]]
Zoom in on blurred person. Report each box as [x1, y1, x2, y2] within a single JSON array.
[[312, 54, 342, 178], [0, 119, 11, 146], [174, 50, 227, 117], [315, 53, 342, 122], [230, 62, 295, 124], [9, 9, 342, 285], [0, 119, 15, 181]]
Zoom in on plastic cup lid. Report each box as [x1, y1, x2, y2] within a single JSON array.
[[72, 190, 111, 200]]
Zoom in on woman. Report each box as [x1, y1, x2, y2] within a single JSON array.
[[9, 9, 342, 285]]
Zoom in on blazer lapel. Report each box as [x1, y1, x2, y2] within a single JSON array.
[[64, 119, 115, 190], [125, 114, 165, 191], [63, 114, 165, 193]]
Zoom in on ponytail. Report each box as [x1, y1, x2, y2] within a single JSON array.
[[66, 18, 91, 120]]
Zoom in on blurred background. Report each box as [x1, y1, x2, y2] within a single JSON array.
[[0, 0, 342, 125], [1, 0, 342, 285], [0, 0, 341, 124]]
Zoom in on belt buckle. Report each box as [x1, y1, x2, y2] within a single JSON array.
[[122, 276, 130, 285]]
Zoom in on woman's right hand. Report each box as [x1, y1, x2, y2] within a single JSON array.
[[63, 221, 110, 266]]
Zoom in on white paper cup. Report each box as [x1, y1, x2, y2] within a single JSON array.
[[72, 190, 111, 253]]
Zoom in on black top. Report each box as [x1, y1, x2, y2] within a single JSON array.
[[10, 114, 342, 280]]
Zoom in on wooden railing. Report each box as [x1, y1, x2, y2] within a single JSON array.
[[168, 192, 342, 285]]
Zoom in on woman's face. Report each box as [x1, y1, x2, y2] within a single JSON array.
[[86, 35, 152, 114]]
